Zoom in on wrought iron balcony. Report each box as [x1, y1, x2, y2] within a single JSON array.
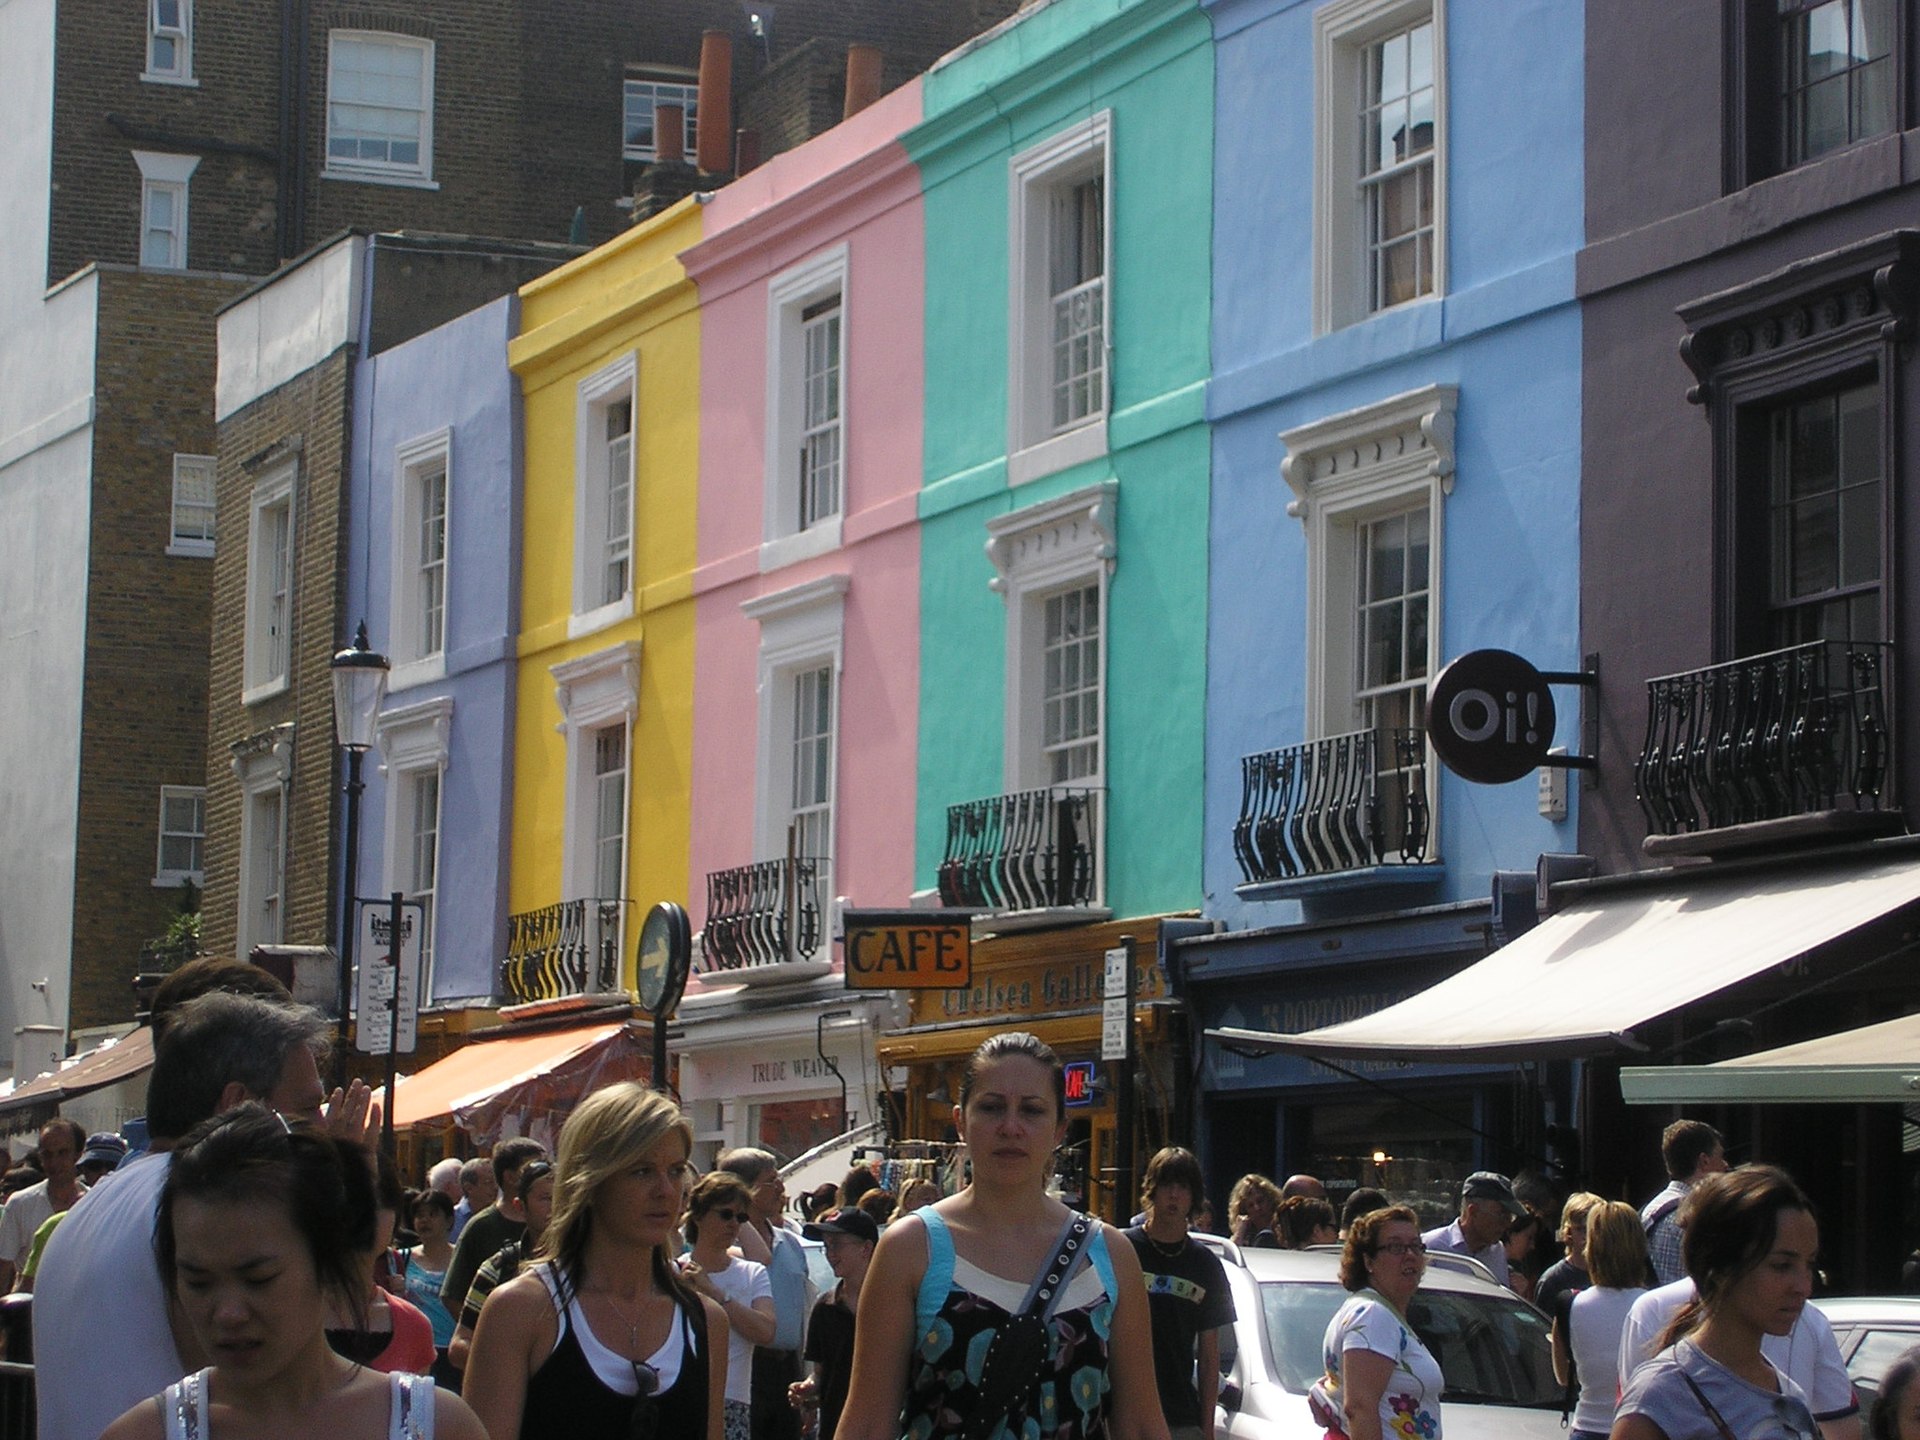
[[937, 787, 1102, 912], [1233, 728, 1432, 888], [1637, 639, 1896, 839], [699, 857, 826, 975], [499, 898, 630, 1004]]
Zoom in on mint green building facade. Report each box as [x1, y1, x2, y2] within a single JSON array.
[[906, 0, 1214, 925]]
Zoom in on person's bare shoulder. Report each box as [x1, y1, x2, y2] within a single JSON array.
[[97, 1396, 165, 1440], [433, 1388, 491, 1440]]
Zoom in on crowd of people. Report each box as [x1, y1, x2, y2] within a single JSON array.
[[3, 978, 1915, 1440]]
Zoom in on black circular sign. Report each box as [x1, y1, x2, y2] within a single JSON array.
[[1425, 649, 1558, 785], [636, 902, 692, 1017]]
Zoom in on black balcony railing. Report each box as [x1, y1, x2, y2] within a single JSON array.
[[1637, 639, 1894, 836], [1233, 727, 1431, 886], [699, 858, 826, 973], [937, 787, 1102, 912], [499, 897, 630, 1004]]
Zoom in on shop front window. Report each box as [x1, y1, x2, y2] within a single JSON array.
[[751, 1096, 843, 1163], [1299, 1092, 1479, 1229]]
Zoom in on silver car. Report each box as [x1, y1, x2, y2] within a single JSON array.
[[1205, 1239, 1565, 1439], [1812, 1295, 1920, 1433]]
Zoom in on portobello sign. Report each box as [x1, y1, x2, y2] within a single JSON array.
[[842, 909, 972, 990]]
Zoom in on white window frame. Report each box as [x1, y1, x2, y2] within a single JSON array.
[[323, 31, 437, 188], [551, 642, 642, 907], [242, 461, 296, 705], [1313, 0, 1447, 334], [168, 453, 217, 557], [153, 785, 206, 887], [389, 428, 452, 690], [987, 482, 1117, 794], [1007, 112, 1113, 487], [742, 576, 848, 899], [231, 730, 293, 959], [377, 697, 451, 998], [133, 150, 200, 271], [1281, 384, 1455, 850], [572, 354, 639, 637], [145, 0, 195, 84], [762, 246, 850, 572], [623, 73, 699, 161]]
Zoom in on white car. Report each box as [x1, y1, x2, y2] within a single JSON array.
[[1204, 1238, 1565, 1439], [1812, 1295, 1920, 1433]]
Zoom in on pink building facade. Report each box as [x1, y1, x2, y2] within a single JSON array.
[[675, 81, 925, 1167]]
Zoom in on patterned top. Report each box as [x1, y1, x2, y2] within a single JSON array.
[[902, 1209, 1118, 1440], [1318, 1292, 1444, 1440], [159, 1368, 435, 1440]]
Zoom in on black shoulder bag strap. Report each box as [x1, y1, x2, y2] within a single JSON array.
[[1675, 1356, 1742, 1440], [958, 1212, 1094, 1440]]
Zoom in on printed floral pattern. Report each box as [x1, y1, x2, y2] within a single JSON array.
[[902, 1282, 1115, 1440]]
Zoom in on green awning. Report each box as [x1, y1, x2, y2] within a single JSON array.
[[1621, 1010, 1920, 1105]]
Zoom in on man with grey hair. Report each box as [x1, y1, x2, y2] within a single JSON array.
[[33, 991, 359, 1440], [722, 1147, 810, 1440], [453, 1155, 496, 1240]]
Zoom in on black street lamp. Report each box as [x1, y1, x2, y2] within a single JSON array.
[[330, 622, 389, 1088]]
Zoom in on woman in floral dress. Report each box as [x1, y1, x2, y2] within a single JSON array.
[[837, 1032, 1166, 1440]]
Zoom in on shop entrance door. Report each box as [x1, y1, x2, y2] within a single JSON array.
[[1297, 1092, 1479, 1228]]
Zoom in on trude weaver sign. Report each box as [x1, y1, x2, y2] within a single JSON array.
[[842, 909, 973, 989]]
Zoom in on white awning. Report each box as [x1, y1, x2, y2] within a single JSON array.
[[1621, 1010, 1920, 1104], [1207, 850, 1920, 1064]]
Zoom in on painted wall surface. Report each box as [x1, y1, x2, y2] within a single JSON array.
[[1203, 0, 1584, 928], [507, 203, 703, 968], [907, 0, 1215, 916], [682, 81, 926, 933], [0, 0, 93, 1066], [345, 295, 521, 1003]]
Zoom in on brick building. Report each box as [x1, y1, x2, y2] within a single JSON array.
[[1, 0, 1021, 1072]]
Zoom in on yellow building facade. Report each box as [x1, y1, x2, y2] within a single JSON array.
[[506, 200, 703, 997]]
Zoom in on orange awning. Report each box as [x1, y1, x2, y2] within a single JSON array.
[[0, 1028, 154, 1114], [389, 1021, 633, 1130]]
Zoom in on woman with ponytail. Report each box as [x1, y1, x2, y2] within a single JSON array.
[[1610, 1165, 1821, 1440], [464, 1084, 725, 1440]]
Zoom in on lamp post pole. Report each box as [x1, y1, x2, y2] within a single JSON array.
[[330, 622, 389, 1092]]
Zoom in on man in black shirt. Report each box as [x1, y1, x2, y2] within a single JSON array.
[[793, 1207, 877, 1440], [439, 1135, 547, 1317], [1125, 1147, 1236, 1440]]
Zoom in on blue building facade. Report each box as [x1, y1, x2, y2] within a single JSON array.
[[344, 294, 523, 1007], [1179, 0, 1585, 1212]]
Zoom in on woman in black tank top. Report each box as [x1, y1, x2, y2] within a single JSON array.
[[464, 1085, 726, 1440]]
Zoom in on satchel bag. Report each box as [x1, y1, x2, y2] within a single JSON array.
[[956, 1212, 1093, 1440]]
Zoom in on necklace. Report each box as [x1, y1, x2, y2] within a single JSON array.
[[597, 1287, 648, 1354], [1144, 1230, 1187, 1258]]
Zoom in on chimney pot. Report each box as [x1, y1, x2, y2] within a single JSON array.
[[654, 103, 686, 165], [734, 128, 762, 175], [696, 30, 734, 175], [843, 44, 884, 120]]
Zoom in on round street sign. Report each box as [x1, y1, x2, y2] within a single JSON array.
[[636, 902, 692, 1017], [1425, 649, 1558, 785]]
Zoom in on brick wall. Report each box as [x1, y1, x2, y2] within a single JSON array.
[[68, 268, 245, 1029], [201, 353, 353, 965]]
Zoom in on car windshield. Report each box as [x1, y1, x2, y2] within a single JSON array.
[[1259, 1281, 1561, 1409]]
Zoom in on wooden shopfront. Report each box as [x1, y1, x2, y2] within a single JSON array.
[[875, 915, 1183, 1223]]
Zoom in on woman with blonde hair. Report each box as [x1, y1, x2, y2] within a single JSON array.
[[465, 1083, 725, 1440], [1537, 1192, 1603, 1330], [1555, 1200, 1648, 1439], [1228, 1173, 1283, 1248]]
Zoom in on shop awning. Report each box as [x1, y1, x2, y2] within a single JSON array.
[[1621, 1011, 1920, 1105], [389, 1021, 633, 1130], [0, 1028, 154, 1115], [1207, 851, 1920, 1064]]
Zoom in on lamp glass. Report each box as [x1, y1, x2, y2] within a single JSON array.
[[331, 643, 390, 751]]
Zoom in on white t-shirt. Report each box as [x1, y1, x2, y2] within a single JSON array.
[[1617, 1277, 1857, 1419], [1616, 1338, 1818, 1440], [698, 1255, 771, 1405], [1568, 1284, 1645, 1433], [33, 1151, 180, 1440], [1321, 1292, 1445, 1440], [0, 1179, 79, 1275]]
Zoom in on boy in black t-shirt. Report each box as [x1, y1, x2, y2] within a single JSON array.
[[793, 1206, 879, 1440], [1124, 1147, 1236, 1440]]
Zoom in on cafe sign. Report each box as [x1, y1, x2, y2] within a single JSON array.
[[842, 909, 973, 990]]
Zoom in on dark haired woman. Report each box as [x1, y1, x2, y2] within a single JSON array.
[[326, 1152, 436, 1375], [463, 1083, 724, 1440], [1310, 1204, 1443, 1440], [681, 1172, 777, 1440], [1274, 1195, 1338, 1250], [402, 1189, 460, 1380], [1869, 1344, 1920, 1440], [838, 1030, 1167, 1440], [1610, 1165, 1819, 1440], [98, 1104, 486, 1440]]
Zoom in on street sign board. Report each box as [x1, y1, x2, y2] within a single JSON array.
[[1101, 945, 1130, 1060], [1426, 649, 1560, 785], [354, 900, 424, 1055], [842, 910, 972, 989]]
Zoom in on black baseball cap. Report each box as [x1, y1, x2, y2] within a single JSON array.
[[803, 1207, 880, 1244]]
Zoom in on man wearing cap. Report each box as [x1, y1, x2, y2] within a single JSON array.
[[791, 1207, 877, 1440], [1422, 1171, 1527, 1287]]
